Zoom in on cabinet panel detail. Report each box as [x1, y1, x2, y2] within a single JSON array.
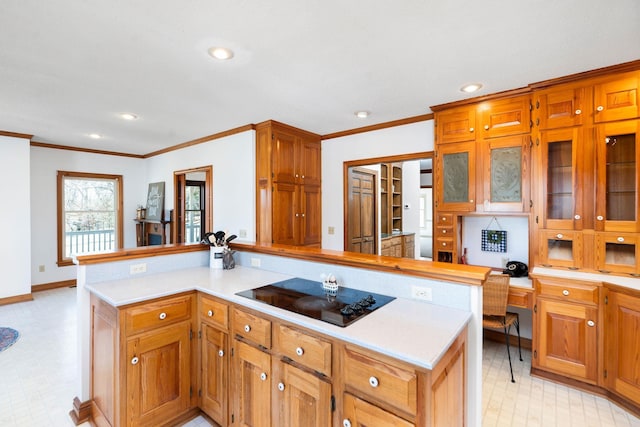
[[490, 146, 522, 202]]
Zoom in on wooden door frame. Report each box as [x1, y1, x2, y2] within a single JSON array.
[[343, 151, 432, 252], [173, 165, 213, 243]]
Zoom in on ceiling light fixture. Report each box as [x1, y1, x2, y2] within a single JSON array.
[[460, 83, 483, 93], [88, 133, 102, 139], [355, 111, 370, 119], [120, 113, 138, 121], [208, 46, 234, 60]]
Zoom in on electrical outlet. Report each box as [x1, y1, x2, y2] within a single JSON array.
[[239, 229, 247, 238], [38, 265, 45, 272], [130, 263, 147, 275], [411, 285, 432, 301], [328, 226, 335, 235], [251, 258, 261, 267]]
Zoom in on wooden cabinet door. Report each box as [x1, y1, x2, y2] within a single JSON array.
[[594, 72, 640, 123], [342, 393, 414, 427], [540, 128, 584, 230], [234, 341, 272, 427], [126, 320, 192, 427], [273, 362, 332, 427], [480, 135, 530, 212], [347, 168, 376, 254], [479, 96, 531, 139], [606, 290, 640, 406], [535, 85, 586, 130], [435, 106, 476, 144], [595, 120, 640, 232], [272, 129, 298, 184], [272, 182, 298, 245], [201, 324, 228, 426], [299, 139, 321, 186], [300, 185, 321, 246], [436, 141, 476, 212], [538, 230, 584, 269], [534, 298, 598, 383], [595, 232, 640, 275]]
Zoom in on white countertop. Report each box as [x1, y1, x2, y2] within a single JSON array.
[[85, 265, 471, 370], [532, 266, 640, 292]]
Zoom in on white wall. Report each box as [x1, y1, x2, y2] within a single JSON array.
[[322, 120, 434, 250], [402, 160, 421, 257], [461, 216, 529, 269], [1, 136, 32, 299], [145, 130, 256, 242], [30, 147, 147, 285]]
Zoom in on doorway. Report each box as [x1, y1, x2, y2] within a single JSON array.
[[174, 166, 212, 243], [346, 167, 377, 254]]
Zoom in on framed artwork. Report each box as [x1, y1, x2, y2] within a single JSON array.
[[481, 229, 507, 253], [145, 182, 165, 221]]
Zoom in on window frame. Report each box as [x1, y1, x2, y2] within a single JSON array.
[[56, 171, 124, 266]]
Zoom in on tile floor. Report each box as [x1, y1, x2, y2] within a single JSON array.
[[0, 287, 638, 426]]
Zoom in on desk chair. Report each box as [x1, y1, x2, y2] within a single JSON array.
[[483, 274, 523, 383]]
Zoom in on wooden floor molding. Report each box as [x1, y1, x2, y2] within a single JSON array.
[[32, 279, 77, 293], [69, 396, 92, 425], [0, 293, 33, 306]]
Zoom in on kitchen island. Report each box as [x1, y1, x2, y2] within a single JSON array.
[[73, 243, 489, 426]]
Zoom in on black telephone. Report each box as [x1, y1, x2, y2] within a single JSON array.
[[503, 261, 528, 277]]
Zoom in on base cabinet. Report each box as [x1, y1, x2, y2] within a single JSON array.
[[233, 340, 272, 427], [605, 289, 640, 408], [342, 393, 414, 427]]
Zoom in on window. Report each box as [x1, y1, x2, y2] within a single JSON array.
[[57, 171, 123, 266], [184, 180, 205, 243]]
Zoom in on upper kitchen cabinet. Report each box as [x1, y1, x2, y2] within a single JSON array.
[[435, 106, 477, 144], [595, 119, 640, 233], [435, 141, 476, 212], [478, 95, 532, 139], [479, 134, 530, 212], [256, 120, 322, 246], [593, 71, 640, 123], [534, 84, 586, 130]]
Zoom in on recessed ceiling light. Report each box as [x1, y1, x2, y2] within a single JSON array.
[[355, 111, 370, 119], [88, 133, 102, 139], [460, 83, 483, 93], [208, 46, 234, 60], [120, 113, 138, 121]]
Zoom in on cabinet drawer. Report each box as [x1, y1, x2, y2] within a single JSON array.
[[436, 213, 454, 227], [536, 279, 599, 305], [381, 238, 392, 250], [342, 346, 417, 416], [436, 226, 454, 237], [199, 294, 229, 330], [124, 294, 193, 335], [435, 238, 454, 250], [233, 308, 272, 349], [274, 324, 332, 376]]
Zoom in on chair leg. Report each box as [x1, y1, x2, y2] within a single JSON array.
[[503, 324, 515, 383], [515, 314, 523, 362]]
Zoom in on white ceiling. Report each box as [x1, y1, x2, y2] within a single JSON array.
[[1, 0, 639, 155]]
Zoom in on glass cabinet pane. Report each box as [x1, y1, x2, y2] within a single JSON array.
[[547, 140, 573, 219], [606, 132, 636, 221], [605, 242, 636, 267], [443, 152, 469, 203], [491, 146, 521, 202], [547, 238, 574, 261]]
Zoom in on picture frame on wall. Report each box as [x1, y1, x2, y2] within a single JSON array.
[[145, 181, 165, 221]]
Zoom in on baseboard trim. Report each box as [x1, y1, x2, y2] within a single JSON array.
[[483, 328, 532, 350], [0, 293, 33, 306], [69, 396, 92, 425], [32, 279, 77, 293]]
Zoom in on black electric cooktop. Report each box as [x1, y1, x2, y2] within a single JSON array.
[[235, 277, 395, 327]]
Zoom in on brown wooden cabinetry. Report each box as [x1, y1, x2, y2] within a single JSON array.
[[380, 163, 404, 234], [256, 120, 321, 246], [605, 288, 640, 409], [90, 292, 196, 427], [478, 96, 532, 139], [532, 277, 599, 384], [381, 233, 415, 258]]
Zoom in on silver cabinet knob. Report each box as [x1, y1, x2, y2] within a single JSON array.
[[575, 109, 582, 115], [597, 215, 604, 221], [295, 213, 299, 217], [301, 213, 305, 217], [617, 236, 625, 242], [296, 347, 304, 356], [484, 124, 490, 130], [131, 356, 139, 365], [244, 324, 251, 333], [562, 290, 570, 296], [207, 309, 214, 317], [442, 229, 447, 234], [218, 350, 224, 357], [596, 105, 604, 112], [574, 214, 581, 220], [587, 320, 595, 327], [159, 312, 167, 320], [469, 127, 475, 132], [369, 376, 379, 388], [556, 233, 564, 239], [442, 242, 447, 246], [295, 174, 299, 178], [469, 199, 474, 203], [278, 382, 285, 391], [260, 372, 267, 381], [343, 419, 352, 427], [301, 175, 305, 179]]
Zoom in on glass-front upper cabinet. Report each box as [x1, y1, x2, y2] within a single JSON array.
[[595, 120, 640, 232], [540, 128, 583, 230], [436, 141, 476, 212]]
